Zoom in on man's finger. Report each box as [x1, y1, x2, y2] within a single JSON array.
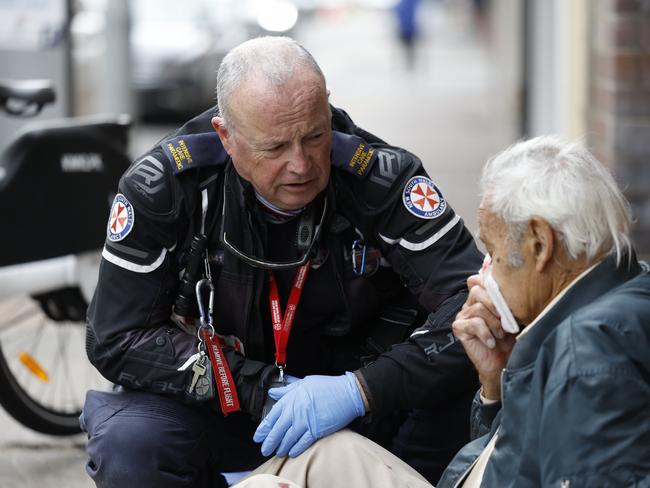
[[467, 282, 500, 318], [453, 316, 498, 349], [275, 424, 305, 458], [253, 401, 283, 443], [467, 273, 483, 290], [288, 431, 315, 458], [268, 381, 300, 400], [464, 301, 504, 339], [260, 409, 293, 456]]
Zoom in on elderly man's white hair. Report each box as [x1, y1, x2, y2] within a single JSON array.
[[480, 135, 632, 265], [216, 36, 326, 129]]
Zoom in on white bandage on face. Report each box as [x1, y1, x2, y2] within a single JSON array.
[[479, 255, 520, 334]]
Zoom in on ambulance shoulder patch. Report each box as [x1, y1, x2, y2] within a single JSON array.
[[107, 193, 135, 242], [402, 176, 446, 219]]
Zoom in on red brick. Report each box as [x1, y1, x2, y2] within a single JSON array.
[[594, 82, 650, 115], [612, 0, 643, 13], [615, 53, 642, 85], [614, 121, 650, 160], [586, 113, 614, 167], [613, 16, 640, 48], [641, 18, 650, 49], [642, 54, 650, 87], [592, 83, 616, 113], [591, 1, 650, 256], [616, 88, 650, 115]]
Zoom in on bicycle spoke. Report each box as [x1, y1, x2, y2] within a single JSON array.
[[0, 305, 39, 334], [0, 293, 112, 433]]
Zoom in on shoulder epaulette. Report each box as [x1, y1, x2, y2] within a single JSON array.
[[331, 131, 378, 178], [161, 132, 228, 174]]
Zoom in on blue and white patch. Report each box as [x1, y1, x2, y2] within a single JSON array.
[[402, 176, 446, 219], [107, 193, 135, 242]]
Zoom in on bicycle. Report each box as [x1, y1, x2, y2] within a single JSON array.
[[0, 79, 130, 435]]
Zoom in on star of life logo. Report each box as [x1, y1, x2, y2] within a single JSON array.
[[107, 193, 134, 242], [402, 176, 446, 219]]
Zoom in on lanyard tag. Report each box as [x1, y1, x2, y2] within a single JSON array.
[[200, 328, 241, 415]]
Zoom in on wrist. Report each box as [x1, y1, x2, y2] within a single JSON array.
[[353, 372, 370, 413], [478, 379, 500, 402], [345, 371, 366, 417]]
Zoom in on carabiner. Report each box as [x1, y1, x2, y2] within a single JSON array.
[[351, 239, 367, 276], [195, 278, 215, 336]]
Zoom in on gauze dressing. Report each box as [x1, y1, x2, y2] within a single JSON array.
[[479, 255, 520, 334]]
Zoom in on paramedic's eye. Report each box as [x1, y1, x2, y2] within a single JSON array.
[[306, 133, 324, 144], [265, 144, 284, 153]]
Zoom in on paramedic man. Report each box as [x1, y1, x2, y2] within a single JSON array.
[[80, 36, 483, 488]]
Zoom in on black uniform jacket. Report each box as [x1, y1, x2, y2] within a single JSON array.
[[86, 106, 482, 421]]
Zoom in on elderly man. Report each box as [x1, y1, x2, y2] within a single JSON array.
[[234, 136, 650, 487], [80, 37, 482, 487]]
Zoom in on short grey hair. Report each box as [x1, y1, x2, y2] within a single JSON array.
[[216, 36, 326, 129], [480, 136, 632, 265]]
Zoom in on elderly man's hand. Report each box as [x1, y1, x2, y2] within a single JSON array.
[[452, 274, 516, 400]]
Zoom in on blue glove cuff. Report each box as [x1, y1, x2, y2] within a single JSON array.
[[344, 371, 366, 417]]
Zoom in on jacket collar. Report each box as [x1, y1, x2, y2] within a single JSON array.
[[507, 252, 642, 369], [220, 164, 332, 270]]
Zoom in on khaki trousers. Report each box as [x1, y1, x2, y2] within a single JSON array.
[[233, 429, 433, 488]]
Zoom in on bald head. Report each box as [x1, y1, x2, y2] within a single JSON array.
[[216, 36, 326, 129]]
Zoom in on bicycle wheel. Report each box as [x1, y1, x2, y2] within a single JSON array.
[[0, 293, 111, 435]]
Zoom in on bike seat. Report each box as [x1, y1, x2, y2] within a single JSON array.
[[0, 79, 55, 105]]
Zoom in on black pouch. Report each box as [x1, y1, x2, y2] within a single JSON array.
[[261, 374, 286, 420]]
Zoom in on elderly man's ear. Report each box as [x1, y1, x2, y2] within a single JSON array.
[[527, 217, 556, 272]]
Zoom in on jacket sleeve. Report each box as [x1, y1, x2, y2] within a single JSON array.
[[86, 151, 274, 417], [356, 291, 479, 416], [470, 390, 501, 440], [539, 372, 650, 486], [335, 137, 483, 416]]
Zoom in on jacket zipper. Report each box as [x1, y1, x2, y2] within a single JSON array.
[[331, 233, 353, 336]]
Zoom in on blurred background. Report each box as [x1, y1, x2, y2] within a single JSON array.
[[0, 0, 649, 486]]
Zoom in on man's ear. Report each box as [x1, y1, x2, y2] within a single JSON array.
[[211, 116, 234, 155], [528, 217, 555, 272]]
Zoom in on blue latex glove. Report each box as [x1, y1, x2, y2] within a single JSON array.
[[253, 372, 365, 458]]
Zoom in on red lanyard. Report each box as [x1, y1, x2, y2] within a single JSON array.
[[268, 260, 311, 367]]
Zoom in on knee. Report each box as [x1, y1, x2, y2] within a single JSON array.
[[304, 429, 370, 459], [85, 413, 164, 486], [82, 391, 208, 488]]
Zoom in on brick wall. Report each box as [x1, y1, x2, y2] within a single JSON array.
[[588, 0, 650, 257]]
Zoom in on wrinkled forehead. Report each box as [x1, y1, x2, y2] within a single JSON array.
[[230, 74, 329, 135], [234, 68, 326, 107]]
